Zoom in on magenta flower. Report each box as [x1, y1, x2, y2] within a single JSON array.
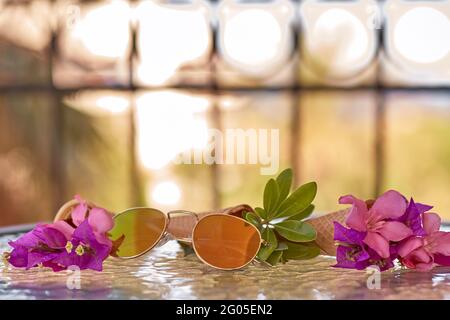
[[51, 195, 114, 247], [6, 195, 114, 272], [397, 198, 433, 236], [7, 224, 68, 271], [52, 220, 111, 271], [398, 212, 450, 271], [333, 222, 396, 271], [333, 222, 370, 270], [339, 190, 412, 258]]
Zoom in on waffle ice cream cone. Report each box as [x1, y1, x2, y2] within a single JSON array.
[[307, 209, 349, 256]]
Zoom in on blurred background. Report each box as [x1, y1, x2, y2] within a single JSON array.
[[0, 0, 449, 226]]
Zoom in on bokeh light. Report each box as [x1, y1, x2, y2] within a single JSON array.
[[302, 5, 376, 79], [219, 0, 294, 78], [136, 1, 211, 85], [136, 91, 210, 170], [394, 7, 450, 64], [151, 181, 181, 206], [66, 1, 130, 61]]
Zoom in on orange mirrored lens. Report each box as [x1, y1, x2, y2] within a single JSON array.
[[110, 208, 166, 258], [192, 214, 261, 270]]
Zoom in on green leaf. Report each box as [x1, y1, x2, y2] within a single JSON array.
[[254, 207, 267, 220], [273, 221, 317, 242], [283, 242, 320, 260], [266, 250, 283, 266], [263, 179, 279, 216], [290, 204, 315, 221], [274, 181, 317, 219], [275, 168, 293, 205], [257, 227, 277, 261], [245, 211, 261, 229], [274, 242, 288, 251]]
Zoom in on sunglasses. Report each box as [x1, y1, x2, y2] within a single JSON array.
[[55, 201, 263, 270]]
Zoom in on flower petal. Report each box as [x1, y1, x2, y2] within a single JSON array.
[[415, 261, 435, 272], [73, 219, 96, 242], [7, 246, 28, 268], [398, 237, 424, 257], [26, 252, 59, 269], [415, 202, 433, 214], [378, 221, 412, 242], [71, 201, 88, 227], [333, 221, 366, 243], [401, 247, 434, 270], [39, 226, 69, 248], [334, 246, 362, 269], [51, 221, 75, 240], [423, 212, 441, 234], [428, 232, 450, 256], [434, 254, 450, 267], [397, 198, 427, 236], [412, 247, 433, 263], [370, 190, 407, 220], [339, 195, 368, 232], [364, 231, 390, 258], [9, 228, 41, 248], [88, 208, 114, 234]]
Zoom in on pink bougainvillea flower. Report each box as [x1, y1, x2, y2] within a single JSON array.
[[52, 195, 114, 246], [333, 222, 370, 270], [7, 220, 112, 272], [339, 190, 412, 258], [72, 195, 89, 226], [71, 195, 113, 246], [52, 220, 111, 271], [7, 224, 68, 271], [333, 222, 396, 271], [5, 195, 115, 272], [398, 212, 450, 271]]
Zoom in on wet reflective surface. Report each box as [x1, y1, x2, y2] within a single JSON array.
[[1, 234, 449, 300]]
